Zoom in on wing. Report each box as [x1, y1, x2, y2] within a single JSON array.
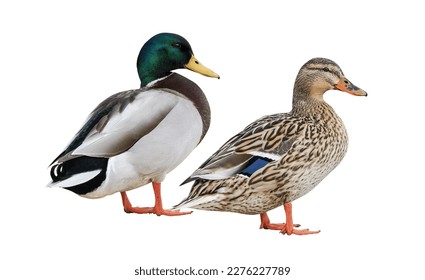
[[182, 113, 302, 184], [52, 88, 181, 164]]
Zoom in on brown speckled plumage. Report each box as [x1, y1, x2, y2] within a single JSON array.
[[175, 58, 367, 229]]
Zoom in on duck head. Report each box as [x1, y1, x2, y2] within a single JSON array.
[[293, 57, 367, 102], [137, 33, 219, 87]]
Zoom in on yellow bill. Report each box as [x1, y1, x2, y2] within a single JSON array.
[[185, 55, 220, 79]]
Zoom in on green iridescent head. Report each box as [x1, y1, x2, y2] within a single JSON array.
[[137, 33, 219, 87]]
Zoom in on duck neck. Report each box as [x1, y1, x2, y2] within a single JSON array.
[[138, 63, 170, 88], [137, 48, 172, 87], [291, 92, 333, 119]]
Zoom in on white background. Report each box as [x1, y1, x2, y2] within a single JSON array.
[[1, 0, 424, 279]]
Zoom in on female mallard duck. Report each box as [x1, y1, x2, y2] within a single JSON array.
[[48, 33, 219, 216], [175, 57, 367, 234]]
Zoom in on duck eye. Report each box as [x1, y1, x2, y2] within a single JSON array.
[[172, 43, 182, 48], [322, 67, 330, 72]]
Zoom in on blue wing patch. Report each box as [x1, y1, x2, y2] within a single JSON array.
[[240, 157, 273, 177]]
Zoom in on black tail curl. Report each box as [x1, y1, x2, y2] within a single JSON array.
[[50, 156, 109, 195]]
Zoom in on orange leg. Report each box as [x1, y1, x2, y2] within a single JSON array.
[[120, 182, 192, 216], [259, 203, 320, 235]]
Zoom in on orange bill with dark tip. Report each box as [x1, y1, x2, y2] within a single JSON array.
[[334, 76, 368, 96]]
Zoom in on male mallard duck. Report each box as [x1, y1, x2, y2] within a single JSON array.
[[175, 57, 366, 234], [48, 33, 219, 216]]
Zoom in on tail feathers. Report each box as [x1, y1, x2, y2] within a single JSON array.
[[48, 156, 108, 195], [173, 194, 219, 210], [180, 176, 196, 186]]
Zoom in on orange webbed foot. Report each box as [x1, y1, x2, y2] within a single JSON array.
[[120, 182, 192, 217], [123, 204, 192, 216], [280, 227, 321, 236], [259, 203, 320, 236]]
